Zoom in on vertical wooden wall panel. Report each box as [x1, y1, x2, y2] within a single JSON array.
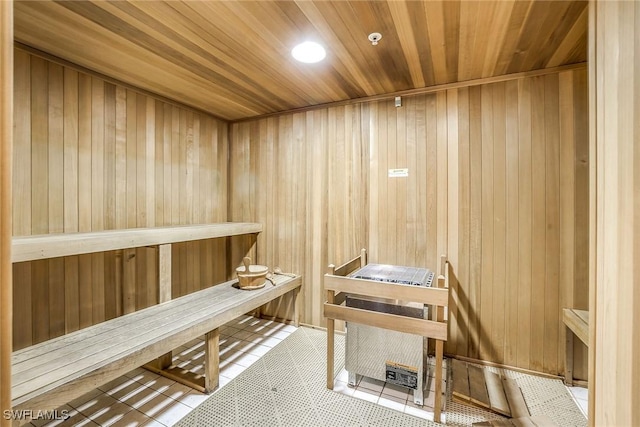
[[229, 68, 589, 377], [590, 1, 640, 425], [1, 2, 12, 421], [12, 48, 229, 349]]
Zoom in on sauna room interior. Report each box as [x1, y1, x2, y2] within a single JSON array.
[[0, 1, 638, 426]]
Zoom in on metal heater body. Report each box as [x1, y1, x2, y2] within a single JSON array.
[[344, 264, 434, 405]]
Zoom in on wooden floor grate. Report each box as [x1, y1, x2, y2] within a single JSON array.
[[452, 359, 530, 418]]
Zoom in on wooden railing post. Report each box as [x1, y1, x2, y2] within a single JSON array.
[[326, 264, 336, 390], [434, 273, 446, 423]]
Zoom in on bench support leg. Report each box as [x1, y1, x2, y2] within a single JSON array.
[[205, 328, 220, 393], [565, 326, 574, 386], [434, 339, 444, 423], [294, 286, 301, 327]]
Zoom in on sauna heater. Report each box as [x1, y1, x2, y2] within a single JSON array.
[[345, 264, 434, 405]]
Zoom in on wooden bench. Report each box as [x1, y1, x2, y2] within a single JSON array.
[[10, 223, 302, 420], [563, 308, 589, 386], [12, 273, 301, 414]]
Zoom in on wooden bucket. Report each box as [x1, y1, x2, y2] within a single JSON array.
[[236, 257, 268, 290]]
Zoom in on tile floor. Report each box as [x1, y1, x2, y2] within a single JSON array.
[[28, 315, 297, 427], [567, 384, 589, 418], [331, 358, 447, 423], [27, 315, 589, 426]]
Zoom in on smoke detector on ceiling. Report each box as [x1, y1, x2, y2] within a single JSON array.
[[368, 32, 382, 46]]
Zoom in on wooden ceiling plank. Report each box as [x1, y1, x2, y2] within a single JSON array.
[[424, 0, 449, 85], [14, 2, 259, 119], [60, 1, 284, 113], [323, 1, 391, 95], [505, 1, 555, 75], [216, 1, 354, 103], [457, 1, 480, 82], [293, 1, 380, 97], [539, 2, 588, 69], [292, 1, 375, 98], [468, 1, 497, 81], [366, 1, 414, 91], [481, 1, 516, 78], [133, 1, 309, 109], [404, 1, 436, 88], [522, 1, 585, 71], [492, 1, 535, 77], [168, 1, 334, 110], [13, 0, 589, 120], [547, 5, 588, 68], [388, 1, 426, 88], [443, 0, 461, 84]]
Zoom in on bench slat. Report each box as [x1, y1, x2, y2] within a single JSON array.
[[563, 308, 589, 346], [12, 274, 300, 408], [12, 222, 262, 262], [13, 285, 238, 382]]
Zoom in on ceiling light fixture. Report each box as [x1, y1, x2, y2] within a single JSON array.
[[292, 41, 326, 63]]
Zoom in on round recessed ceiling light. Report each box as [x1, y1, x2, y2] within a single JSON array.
[[291, 41, 326, 63]]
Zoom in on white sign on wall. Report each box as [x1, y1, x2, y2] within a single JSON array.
[[388, 168, 409, 178]]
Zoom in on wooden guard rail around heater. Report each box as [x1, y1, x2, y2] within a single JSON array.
[[324, 250, 450, 423]]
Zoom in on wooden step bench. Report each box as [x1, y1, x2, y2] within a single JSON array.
[[452, 359, 530, 418], [11, 273, 301, 420], [563, 308, 589, 386]]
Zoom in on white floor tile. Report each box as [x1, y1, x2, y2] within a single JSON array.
[[219, 362, 247, 378], [353, 389, 379, 404], [333, 381, 356, 397], [378, 396, 406, 412], [176, 391, 210, 409], [569, 385, 589, 401]]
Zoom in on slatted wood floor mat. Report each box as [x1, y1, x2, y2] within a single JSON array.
[[452, 359, 530, 418]]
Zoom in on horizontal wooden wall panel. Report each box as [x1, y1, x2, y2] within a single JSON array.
[[230, 68, 589, 378], [12, 48, 229, 350]]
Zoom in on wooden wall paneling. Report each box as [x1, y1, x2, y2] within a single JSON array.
[[13, 50, 31, 349], [467, 86, 482, 361], [47, 63, 65, 340], [456, 87, 470, 358], [12, 50, 231, 348], [386, 101, 398, 266], [404, 98, 416, 266], [558, 71, 576, 376], [425, 94, 438, 271], [368, 101, 379, 268], [479, 83, 494, 362], [446, 89, 459, 356], [590, 1, 640, 424], [491, 82, 506, 365], [1, 2, 12, 421], [530, 76, 546, 372], [154, 100, 164, 227], [504, 79, 520, 367], [516, 77, 533, 370], [146, 97, 156, 227], [115, 87, 127, 230], [543, 73, 560, 375], [572, 68, 589, 380], [306, 109, 328, 327], [228, 69, 589, 376], [135, 93, 147, 228], [436, 92, 448, 269]]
